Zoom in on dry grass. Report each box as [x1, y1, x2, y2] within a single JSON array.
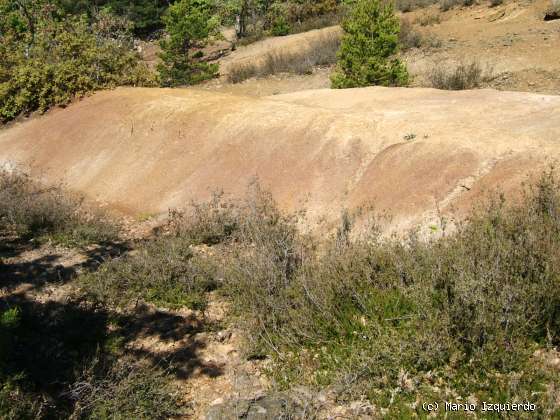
[[440, 0, 475, 11], [0, 169, 118, 246], [288, 12, 343, 34], [227, 32, 341, 83], [396, 0, 439, 12], [400, 19, 424, 50], [427, 60, 494, 90], [400, 19, 442, 50], [415, 12, 442, 26]]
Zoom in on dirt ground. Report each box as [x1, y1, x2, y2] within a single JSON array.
[[1, 86, 559, 237]]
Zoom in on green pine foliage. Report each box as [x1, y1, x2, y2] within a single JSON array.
[[331, 0, 409, 88], [56, 0, 170, 36], [157, 0, 220, 87]]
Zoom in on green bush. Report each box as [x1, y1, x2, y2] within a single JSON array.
[[220, 170, 560, 414], [331, 0, 409, 89], [57, 0, 170, 36], [0, 6, 154, 123], [270, 14, 291, 36]]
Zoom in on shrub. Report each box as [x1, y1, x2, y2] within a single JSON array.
[[0, 7, 155, 123], [440, 0, 475, 10], [0, 381, 40, 420], [69, 357, 181, 420], [399, 18, 423, 50], [396, 0, 439, 12], [270, 15, 291, 36], [220, 170, 560, 413], [427, 60, 493, 90], [0, 169, 118, 246], [227, 62, 259, 84], [331, 0, 409, 89], [415, 12, 442, 26], [439, 0, 458, 11], [287, 12, 343, 34], [79, 236, 219, 311]]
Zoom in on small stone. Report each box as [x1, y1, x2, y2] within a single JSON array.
[[217, 330, 232, 342]]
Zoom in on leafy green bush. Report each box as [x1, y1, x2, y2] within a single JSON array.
[[270, 14, 291, 36], [57, 0, 170, 36], [0, 5, 155, 123], [331, 0, 409, 88]]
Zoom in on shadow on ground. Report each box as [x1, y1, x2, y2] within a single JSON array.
[[0, 236, 223, 416], [0, 235, 128, 291]]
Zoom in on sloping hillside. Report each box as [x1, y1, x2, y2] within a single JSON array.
[[200, 0, 560, 97], [1, 86, 558, 232]]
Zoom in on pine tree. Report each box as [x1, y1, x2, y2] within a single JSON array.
[[331, 0, 408, 89], [157, 0, 219, 87]]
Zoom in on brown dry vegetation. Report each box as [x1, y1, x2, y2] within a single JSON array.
[[0, 169, 118, 247], [2, 162, 560, 417], [227, 31, 340, 83], [427, 60, 495, 90], [34, 173, 560, 416]]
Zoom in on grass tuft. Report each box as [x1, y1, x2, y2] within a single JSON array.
[[427, 60, 494, 90], [0, 169, 118, 246]]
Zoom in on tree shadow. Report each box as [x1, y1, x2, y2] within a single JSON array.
[[0, 236, 128, 291], [120, 304, 225, 379], [0, 238, 225, 417]]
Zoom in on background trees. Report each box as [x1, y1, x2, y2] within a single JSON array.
[[0, 0, 155, 122], [56, 0, 172, 36]]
